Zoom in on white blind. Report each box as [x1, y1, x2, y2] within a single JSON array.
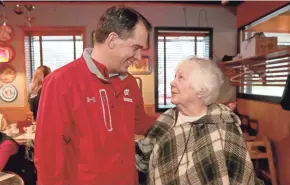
[[156, 30, 211, 110], [25, 32, 83, 91]]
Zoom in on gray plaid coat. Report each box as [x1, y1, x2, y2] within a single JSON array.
[[136, 104, 264, 185]]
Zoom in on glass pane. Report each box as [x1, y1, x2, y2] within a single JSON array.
[[32, 36, 41, 72], [76, 40, 83, 59], [157, 33, 210, 110], [41, 36, 75, 71]]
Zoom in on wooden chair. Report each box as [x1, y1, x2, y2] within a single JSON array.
[[246, 137, 277, 185], [0, 172, 24, 185]]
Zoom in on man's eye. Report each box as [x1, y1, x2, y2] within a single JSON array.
[[133, 46, 139, 51]]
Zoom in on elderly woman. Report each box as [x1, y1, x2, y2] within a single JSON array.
[[136, 57, 263, 185]]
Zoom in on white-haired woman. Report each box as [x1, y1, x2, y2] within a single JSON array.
[[136, 57, 264, 185]]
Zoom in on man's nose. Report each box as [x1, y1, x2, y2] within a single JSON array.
[[135, 49, 142, 61]]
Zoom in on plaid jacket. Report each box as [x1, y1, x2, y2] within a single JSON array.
[[136, 104, 264, 185]]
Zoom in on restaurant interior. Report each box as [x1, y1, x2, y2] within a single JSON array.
[[0, 1, 290, 185]]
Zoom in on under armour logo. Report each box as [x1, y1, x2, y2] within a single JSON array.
[[124, 89, 129, 96], [87, 97, 96, 103]]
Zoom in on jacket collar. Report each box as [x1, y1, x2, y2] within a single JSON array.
[[82, 48, 128, 81]]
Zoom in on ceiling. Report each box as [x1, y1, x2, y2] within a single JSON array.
[[169, 1, 244, 6], [3, 1, 244, 7]]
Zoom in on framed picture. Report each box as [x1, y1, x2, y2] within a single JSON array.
[[128, 56, 151, 75], [0, 45, 15, 63], [0, 64, 16, 83], [0, 24, 14, 43]]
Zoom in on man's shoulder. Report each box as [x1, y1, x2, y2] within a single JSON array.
[[43, 57, 85, 87], [52, 57, 85, 77], [124, 73, 140, 89]]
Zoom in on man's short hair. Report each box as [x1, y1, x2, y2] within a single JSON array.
[[94, 6, 152, 43]]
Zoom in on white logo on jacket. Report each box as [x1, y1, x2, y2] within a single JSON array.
[[123, 89, 133, 103], [124, 89, 129, 96], [87, 97, 96, 103]]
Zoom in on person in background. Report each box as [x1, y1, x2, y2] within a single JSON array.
[[136, 56, 264, 185], [34, 5, 155, 185], [28, 65, 51, 120], [0, 132, 18, 171], [1, 132, 37, 185], [0, 113, 8, 131]]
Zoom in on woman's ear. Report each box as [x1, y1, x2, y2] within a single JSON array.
[[197, 88, 207, 99]]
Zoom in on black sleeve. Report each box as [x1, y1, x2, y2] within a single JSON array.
[[280, 74, 290, 111], [29, 88, 42, 120]]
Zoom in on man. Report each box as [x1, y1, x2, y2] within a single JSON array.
[[34, 6, 155, 185]]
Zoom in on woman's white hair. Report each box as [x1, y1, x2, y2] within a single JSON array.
[[177, 56, 224, 105]]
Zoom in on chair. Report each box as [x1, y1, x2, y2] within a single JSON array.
[[0, 172, 24, 185], [246, 137, 277, 185]]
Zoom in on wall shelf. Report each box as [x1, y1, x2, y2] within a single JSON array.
[[219, 47, 290, 86]]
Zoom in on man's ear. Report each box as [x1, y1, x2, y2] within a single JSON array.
[[106, 32, 118, 49]]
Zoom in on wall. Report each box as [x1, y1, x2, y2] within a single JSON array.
[[237, 1, 290, 28], [0, 2, 237, 116], [237, 99, 290, 185], [236, 2, 290, 184]]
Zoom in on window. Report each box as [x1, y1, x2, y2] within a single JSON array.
[[238, 4, 290, 101], [24, 28, 84, 90], [238, 57, 289, 98], [155, 27, 213, 112]]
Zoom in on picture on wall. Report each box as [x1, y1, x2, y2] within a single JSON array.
[[0, 25, 14, 43], [0, 84, 18, 103], [0, 45, 15, 63], [128, 56, 151, 75], [0, 64, 16, 83]]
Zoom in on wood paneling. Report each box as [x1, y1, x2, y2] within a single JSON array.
[[246, 11, 290, 33], [0, 107, 32, 124], [237, 98, 290, 185], [144, 104, 161, 117], [237, 1, 289, 28]]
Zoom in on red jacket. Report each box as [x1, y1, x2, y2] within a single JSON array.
[[34, 48, 155, 185]]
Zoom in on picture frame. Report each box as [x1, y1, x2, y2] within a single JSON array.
[[0, 64, 17, 83], [0, 24, 14, 44], [128, 56, 151, 75], [0, 45, 15, 63]]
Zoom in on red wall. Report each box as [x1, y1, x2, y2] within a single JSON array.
[[237, 1, 289, 28]]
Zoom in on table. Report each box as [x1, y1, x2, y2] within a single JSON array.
[[12, 133, 35, 162], [0, 172, 23, 185], [13, 133, 35, 144]]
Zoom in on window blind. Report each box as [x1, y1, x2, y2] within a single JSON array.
[[156, 29, 212, 110], [24, 31, 83, 92]]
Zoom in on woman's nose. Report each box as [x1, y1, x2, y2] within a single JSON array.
[[170, 79, 176, 87]]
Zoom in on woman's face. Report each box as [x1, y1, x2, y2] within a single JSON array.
[[170, 63, 197, 106]]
